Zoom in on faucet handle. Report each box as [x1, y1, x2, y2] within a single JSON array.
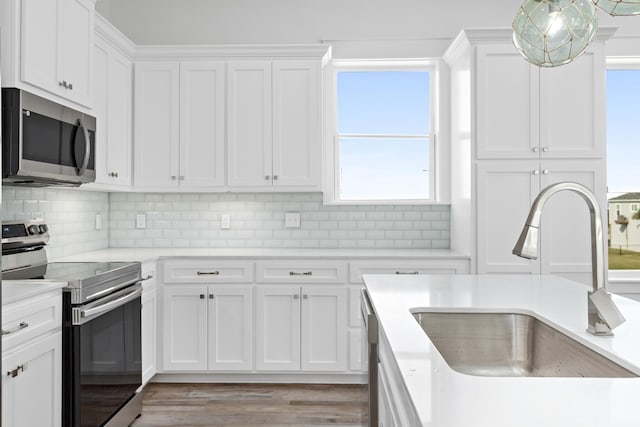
[[588, 288, 626, 335]]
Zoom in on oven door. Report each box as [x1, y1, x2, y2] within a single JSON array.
[[64, 283, 142, 427]]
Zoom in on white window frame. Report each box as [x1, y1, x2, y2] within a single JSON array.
[[323, 59, 443, 205], [606, 56, 640, 281]]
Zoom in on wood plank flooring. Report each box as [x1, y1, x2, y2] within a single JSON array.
[[131, 383, 369, 427]]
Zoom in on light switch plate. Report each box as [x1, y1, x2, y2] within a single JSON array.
[[95, 213, 102, 230], [221, 214, 231, 229], [136, 214, 146, 229], [285, 212, 301, 228]]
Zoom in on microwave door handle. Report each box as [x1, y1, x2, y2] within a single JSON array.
[[74, 118, 91, 176]]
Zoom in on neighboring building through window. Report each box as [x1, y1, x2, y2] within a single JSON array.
[[333, 61, 435, 202], [607, 68, 640, 270]]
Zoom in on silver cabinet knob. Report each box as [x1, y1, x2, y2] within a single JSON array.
[[209, 294, 214, 299], [293, 294, 300, 300], [542, 169, 549, 175], [265, 175, 271, 180], [273, 175, 279, 180], [199, 294, 205, 299], [532, 147, 539, 152], [171, 176, 177, 180], [533, 170, 540, 175], [542, 147, 549, 152]]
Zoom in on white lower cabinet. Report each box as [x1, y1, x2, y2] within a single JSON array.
[[2, 331, 62, 427], [162, 284, 253, 371], [141, 266, 157, 385], [2, 290, 63, 427], [255, 285, 347, 372]]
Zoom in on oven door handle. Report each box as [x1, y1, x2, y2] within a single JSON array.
[[74, 284, 142, 325]]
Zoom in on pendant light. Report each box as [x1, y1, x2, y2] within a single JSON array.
[[592, 0, 640, 15], [513, 0, 598, 67]]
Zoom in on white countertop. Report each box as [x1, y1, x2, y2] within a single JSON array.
[[363, 274, 640, 427], [2, 281, 66, 305], [55, 247, 469, 263]]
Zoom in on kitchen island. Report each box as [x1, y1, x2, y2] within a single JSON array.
[[363, 274, 640, 427]]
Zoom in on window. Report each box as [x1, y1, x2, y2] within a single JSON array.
[[330, 61, 436, 203], [606, 67, 640, 271]]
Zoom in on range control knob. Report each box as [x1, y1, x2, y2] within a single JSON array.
[[27, 225, 39, 235], [39, 224, 48, 234]]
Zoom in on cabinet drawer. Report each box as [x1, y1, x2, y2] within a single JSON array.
[[163, 260, 253, 283], [2, 292, 62, 352], [349, 259, 470, 283], [256, 260, 347, 284]]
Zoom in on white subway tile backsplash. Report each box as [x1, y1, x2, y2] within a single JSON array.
[[2, 189, 450, 253]]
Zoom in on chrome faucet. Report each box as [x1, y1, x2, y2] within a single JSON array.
[[512, 181, 625, 336]]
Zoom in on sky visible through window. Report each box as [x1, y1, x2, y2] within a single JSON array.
[[607, 69, 640, 269], [337, 71, 430, 200]]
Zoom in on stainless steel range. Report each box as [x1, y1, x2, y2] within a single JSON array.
[[1, 220, 143, 427]]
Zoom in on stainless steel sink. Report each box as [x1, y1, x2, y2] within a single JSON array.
[[412, 311, 638, 378]]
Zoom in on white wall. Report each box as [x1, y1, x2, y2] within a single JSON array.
[[96, 0, 640, 57]]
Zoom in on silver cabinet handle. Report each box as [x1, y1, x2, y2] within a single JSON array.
[[209, 294, 214, 299], [197, 271, 220, 275], [273, 175, 279, 180], [74, 118, 91, 176], [141, 274, 154, 281], [265, 175, 271, 180], [59, 81, 66, 87], [2, 322, 29, 335], [293, 294, 300, 300], [171, 176, 177, 180], [303, 294, 308, 299], [200, 294, 205, 299], [68, 82, 73, 90], [395, 271, 419, 275], [289, 271, 312, 276]]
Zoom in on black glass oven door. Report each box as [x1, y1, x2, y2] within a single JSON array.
[[65, 284, 142, 427]]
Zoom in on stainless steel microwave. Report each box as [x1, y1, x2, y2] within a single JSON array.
[[1, 88, 96, 186]]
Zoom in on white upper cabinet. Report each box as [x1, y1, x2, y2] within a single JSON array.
[[134, 61, 225, 189], [180, 62, 226, 187], [18, 0, 95, 107], [475, 43, 605, 160], [227, 60, 321, 190], [134, 61, 181, 187], [93, 35, 132, 187]]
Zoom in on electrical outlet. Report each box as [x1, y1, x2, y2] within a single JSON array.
[[221, 214, 231, 229], [95, 213, 102, 230], [285, 212, 301, 228], [136, 213, 146, 229]]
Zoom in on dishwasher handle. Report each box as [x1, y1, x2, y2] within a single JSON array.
[[360, 288, 378, 344]]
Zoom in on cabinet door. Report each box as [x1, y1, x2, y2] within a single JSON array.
[[59, 0, 94, 106], [3, 331, 62, 427], [207, 286, 253, 371], [106, 49, 132, 186], [20, 0, 60, 94], [255, 286, 300, 371], [476, 161, 540, 274], [134, 61, 180, 187], [475, 45, 540, 159], [301, 286, 347, 372], [141, 279, 157, 385], [539, 49, 605, 159], [93, 39, 110, 184], [162, 285, 208, 371], [539, 161, 606, 285], [272, 60, 321, 188], [227, 61, 273, 187], [179, 61, 226, 187]]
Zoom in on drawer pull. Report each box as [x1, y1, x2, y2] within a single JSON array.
[[197, 271, 220, 276], [2, 322, 29, 336], [289, 271, 312, 276], [141, 274, 154, 281], [7, 365, 24, 378], [395, 271, 419, 275], [200, 294, 205, 299]]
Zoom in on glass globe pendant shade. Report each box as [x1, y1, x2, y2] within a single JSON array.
[[592, 0, 640, 16], [512, 0, 598, 67]]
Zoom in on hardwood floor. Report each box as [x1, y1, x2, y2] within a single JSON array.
[[131, 383, 369, 427]]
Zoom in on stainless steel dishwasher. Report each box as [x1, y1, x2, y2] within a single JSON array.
[[360, 288, 378, 427]]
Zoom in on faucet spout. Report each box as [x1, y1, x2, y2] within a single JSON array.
[[512, 181, 625, 335]]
